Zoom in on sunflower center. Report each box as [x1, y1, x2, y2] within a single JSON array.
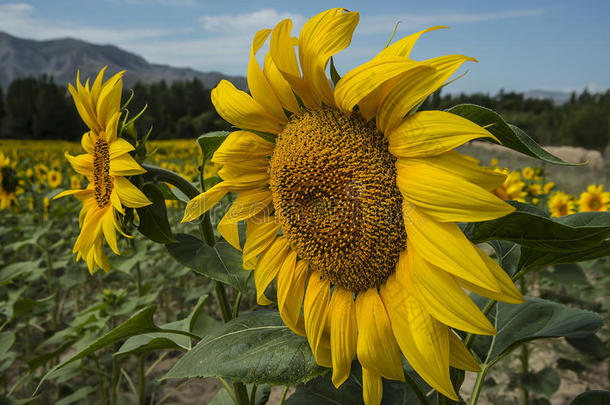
[[93, 137, 113, 208], [590, 198, 600, 210], [1, 166, 18, 193], [269, 107, 407, 292]]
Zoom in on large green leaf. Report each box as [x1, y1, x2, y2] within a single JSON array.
[[136, 183, 175, 244], [447, 104, 574, 165], [166, 233, 250, 293], [487, 240, 521, 277], [210, 384, 270, 405], [541, 263, 589, 286], [472, 297, 603, 367], [518, 240, 610, 274], [463, 202, 610, 251], [37, 305, 194, 392], [198, 131, 230, 162], [570, 390, 610, 405], [164, 311, 326, 385]]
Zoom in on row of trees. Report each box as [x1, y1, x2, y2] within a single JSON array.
[[0, 75, 608, 151]]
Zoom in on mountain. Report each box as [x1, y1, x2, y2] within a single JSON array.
[[524, 89, 571, 105], [0, 31, 246, 90]]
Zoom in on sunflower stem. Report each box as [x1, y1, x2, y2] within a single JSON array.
[[467, 364, 489, 405], [519, 277, 530, 405]]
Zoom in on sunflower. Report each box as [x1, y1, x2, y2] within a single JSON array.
[[528, 183, 542, 197], [543, 181, 555, 194], [0, 152, 19, 209], [578, 184, 610, 212], [493, 168, 526, 202], [183, 9, 523, 403], [55, 68, 151, 273], [521, 166, 534, 180], [47, 169, 62, 189], [490, 157, 499, 167], [548, 191, 576, 217]]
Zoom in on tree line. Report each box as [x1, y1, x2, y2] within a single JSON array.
[[0, 75, 608, 152]]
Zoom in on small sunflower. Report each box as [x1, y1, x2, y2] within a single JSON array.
[[55, 68, 151, 273], [493, 168, 526, 202], [528, 183, 542, 197], [490, 157, 499, 167], [521, 166, 534, 180], [548, 191, 576, 217], [578, 184, 610, 212], [543, 181, 555, 194], [47, 170, 62, 189], [183, 9, 523, 403], [0, 152, 19, 209]]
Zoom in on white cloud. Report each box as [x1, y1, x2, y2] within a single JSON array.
[[0, 2, 170, 44], [200, 9, 305, 35], [111, 0, 196, 5], [358, 9, 548, 35]]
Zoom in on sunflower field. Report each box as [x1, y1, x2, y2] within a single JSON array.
[[1, 8, 610, 405]]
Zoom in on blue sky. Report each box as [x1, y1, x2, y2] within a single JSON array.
[[1, 0, 609, 94]]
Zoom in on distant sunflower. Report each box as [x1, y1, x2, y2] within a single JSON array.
[[521, 166, 534, 180], [578, 184, 609, 212], [0, 152, 19, 209], [55, 68, 151, 273], [548, 191, 576, 217], [543, 181, 555, 194], [183, 9, 522, 403], [494, 168, 526, 202], [47, 169, 62, 189]]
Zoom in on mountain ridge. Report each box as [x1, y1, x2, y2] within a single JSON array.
[[0, 31, 247, 90]]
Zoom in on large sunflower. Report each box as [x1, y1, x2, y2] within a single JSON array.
[[55, 68, 151, 273], [183, 8, 523, 403], [578, 184, 609, 212], [0, 152, 19, 209]]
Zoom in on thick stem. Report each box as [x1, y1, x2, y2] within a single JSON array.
[[138, 356, 146, 405], [233, 383, 249, 405], [279, 386, 289, 405]]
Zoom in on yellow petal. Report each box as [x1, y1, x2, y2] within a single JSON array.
[[248, 29, 288, 123], [218, 162, 270, 190], [396, 160, 515, 222], [114, 176, 152, 208], [362, 367, 383, 405], [110, 188, 125, 215], [403, 203, 500, 292], [65, 153, 93, 177], [81, 132, 95, 153], [334, 58, 432, 114], [457, 247, 525, 304], [211, 131, 274, 164], [242, 216, 281, 270], [449, 332, 480, 372], [254, 236, 290, 305], [102, 209, 119, 255], [97, 70, 124, 129], [93, 237, 110, 273], [109, 138, 135, 159], [270, 18, 315, 107], [277, 258, 308, 336], [403, 151, 506, 191], [182, 182, 229, 223], [379, 271, 456, 400], [356, 288, 404, 381], [69, 82, 99, 132], [299, 8, 359, 106], [388, 110, 497, 158], [53, 188, 93, 200], [377, 55, 476, 134], [217, 214, 240, 251], [304, 274, 332, 368], [329, 288, 357, 388], [376, 26, 448, 58], [211, 80, 281, 134], [109, 154, 146, 176], [409, 247, 496, 335], [263, 53, 301, 113]]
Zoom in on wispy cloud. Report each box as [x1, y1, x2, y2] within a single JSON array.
[[200, 9, 305, 35], [0, 2, 171, 43]]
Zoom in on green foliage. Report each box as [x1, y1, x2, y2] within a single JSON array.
[[570, 390, 610, 405], [166, 234, 251, 293], [164, 311, 327, 385], [136, 183, 175, 244]]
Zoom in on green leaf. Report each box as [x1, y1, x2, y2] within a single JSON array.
[[541, 263, 589, 285], [570, 390, 610, 405], [286, 361, 431, 405], [463, 202, 610, 251], [164, 311, 326, 385], [210, 385, 270, 405], [447, 104, 575, 165], [520, 367, 560, 397], [518, 240, 610, 274], [0, 260, 42, 286], [55, 387, 96, 405], [198, 131, 230, 162], [37, 305, 193, 392], [472, 297, 603, 367], [487, 240, 521, 277], [0, 332, 15, 357], [166, 233, 250, 293], [114, 295, 212, 357], [136, 183, 175, 244], [565, 334, 609, 360], [330, 57, 341, 86]]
